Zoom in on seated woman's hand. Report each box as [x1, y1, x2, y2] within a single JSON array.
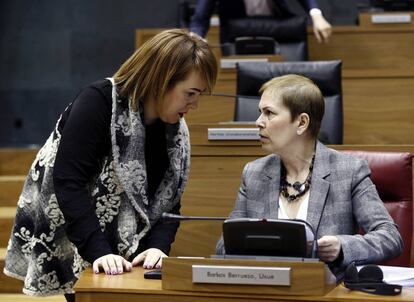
[[92, 254, 132, 275], [317, 235, 341, 262], [132, 248, 167, 269]]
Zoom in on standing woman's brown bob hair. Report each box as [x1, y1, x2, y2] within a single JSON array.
[[113, 29, 218, 111]]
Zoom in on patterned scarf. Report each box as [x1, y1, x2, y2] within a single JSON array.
[[3, 78, 190, 296]]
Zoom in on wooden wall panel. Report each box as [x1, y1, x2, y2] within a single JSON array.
[[185, 95, 234, 124], [308, 28, 414, 74], [172, 156, 252, 257], [343, 77, 414, 144]]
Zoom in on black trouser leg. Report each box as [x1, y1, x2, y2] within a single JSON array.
[[64, 293, 75, 302]]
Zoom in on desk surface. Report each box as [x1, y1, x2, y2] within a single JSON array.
[[75, 267, 414, 302]]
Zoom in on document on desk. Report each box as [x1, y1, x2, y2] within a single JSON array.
[[378, 266, 414, 287]]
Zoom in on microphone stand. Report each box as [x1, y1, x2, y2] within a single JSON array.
[[163, 213, 319, 260], [161, 212, 227, 222], [204, 92, 259, 100]]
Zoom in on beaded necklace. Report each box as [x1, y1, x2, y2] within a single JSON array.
[[280, 154, 315, 203]]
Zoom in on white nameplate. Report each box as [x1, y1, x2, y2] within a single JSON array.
[[192, 265, 291, 286], [371, 14, 412, 24], [221, 58, 268, 69], [208, 128, 259, 140]]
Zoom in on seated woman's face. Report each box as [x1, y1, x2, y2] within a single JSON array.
[[158, 70, 206, 124], [256, 91, 297, 154]]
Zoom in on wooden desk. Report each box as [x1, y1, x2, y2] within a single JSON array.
[[74, 267, 414, 302]]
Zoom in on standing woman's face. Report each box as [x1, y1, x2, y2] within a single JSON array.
[[158, 70, 206, 124]]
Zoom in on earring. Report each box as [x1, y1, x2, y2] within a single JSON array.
[[297, 130, 301, 135]]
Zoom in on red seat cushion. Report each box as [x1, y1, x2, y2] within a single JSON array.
[[342, 151, 412, 266]]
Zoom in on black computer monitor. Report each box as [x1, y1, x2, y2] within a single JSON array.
[[234, 37, 276, 55], [223, 218, 316, 258]]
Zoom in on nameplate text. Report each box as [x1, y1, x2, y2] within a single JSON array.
[[371, 14, 412, 24], [208, 128, 259, 140], [221, 58, 268, 69], [192, 265, 291, 286]]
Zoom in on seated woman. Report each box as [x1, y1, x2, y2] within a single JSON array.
[[216, 74, 402, 278]]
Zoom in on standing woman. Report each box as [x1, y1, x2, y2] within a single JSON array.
[[4, 29, 217, 297], [216, 74, 402, 278]]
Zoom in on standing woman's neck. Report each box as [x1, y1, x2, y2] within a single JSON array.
[[142, 98, 159, 125]]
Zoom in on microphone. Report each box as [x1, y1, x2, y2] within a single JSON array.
[[161, 212, 227, 223], [204, 92, 259, 100], [201, 91, 259, 99]]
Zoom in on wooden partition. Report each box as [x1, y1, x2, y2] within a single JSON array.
[[307, 12, 414, 144], [170, 123, 414, 266], [162, 258, 336, 296], [135, 13, 414, 144]]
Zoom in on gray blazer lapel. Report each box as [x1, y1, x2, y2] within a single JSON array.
[[262, 155, 280, 219], [307, 142, 331, 236]]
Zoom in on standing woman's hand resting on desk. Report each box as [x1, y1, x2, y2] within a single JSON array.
[[93, 254, 132, 274], [132, 248, 167, 269]]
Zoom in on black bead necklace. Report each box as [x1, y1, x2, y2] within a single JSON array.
[[280, 154, 315, 203]]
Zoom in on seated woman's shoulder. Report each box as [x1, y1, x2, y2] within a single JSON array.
[[327, 148, 369, 172], [245, 154, 279, 171]]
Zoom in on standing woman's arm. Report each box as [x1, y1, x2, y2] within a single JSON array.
[[189, 0, 217, 38], [53, 83, 113, 264]]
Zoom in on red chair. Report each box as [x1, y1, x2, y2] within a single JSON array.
[[342, 151, 413, 267]]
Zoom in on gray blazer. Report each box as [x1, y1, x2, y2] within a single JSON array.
[[216, 142, 403, 268]]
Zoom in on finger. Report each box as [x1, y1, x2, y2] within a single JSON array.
[[123, 259, 132, 272], [106, 257, 117, 275], [318, 246, 335, 253], [318, 243, 332, 249], [318, 248, 329, 254], [318, 250, 333, 256], [150, 250, 166, 268], [317, 236, 334, 246], [132, 251, 146, 266], [101, 258, 110, 275], [144, 252, 160, 269], [317, 239, 330, 247], [92, 260, 100, 274], [156, 256, 165, 269], [321, 29, 330, 43], [318, 252, 334, 259], [318, 248, 339, 257], [115, 257, 124, 274], [314, 29, 322, 43]]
